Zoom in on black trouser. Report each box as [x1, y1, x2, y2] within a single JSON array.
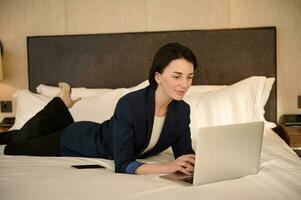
[[2, 97, 74, 156]]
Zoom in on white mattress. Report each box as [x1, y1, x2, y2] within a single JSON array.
[[0, 128, 301, 200]]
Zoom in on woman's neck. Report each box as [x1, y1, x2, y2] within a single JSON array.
[[155, 87, 172, 117]]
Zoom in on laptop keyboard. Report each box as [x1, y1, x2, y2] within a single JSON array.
[[181, 176, 193, 184]]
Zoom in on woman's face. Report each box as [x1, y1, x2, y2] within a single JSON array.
[[155, 58, 194, 101]]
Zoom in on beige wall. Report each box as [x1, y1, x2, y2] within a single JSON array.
[[0, 0, 300, 122]]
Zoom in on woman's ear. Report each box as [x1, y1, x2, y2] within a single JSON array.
[[154, 72, 161, 84]]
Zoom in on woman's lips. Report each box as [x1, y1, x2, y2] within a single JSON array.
[[175, 90, 185, 96]]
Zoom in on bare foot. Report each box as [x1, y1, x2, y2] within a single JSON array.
[[57, 82, 81, 108]]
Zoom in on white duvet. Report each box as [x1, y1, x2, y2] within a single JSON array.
[[0, 128, 300, 200]]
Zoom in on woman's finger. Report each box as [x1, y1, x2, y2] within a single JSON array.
[[180, 154, 195, 159], [177, 166, 192, 176], [177, 155, 195, 165], [175, 160, 194, 171]]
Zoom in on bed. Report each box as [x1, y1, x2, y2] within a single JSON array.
[[1, 27, 301, 200]]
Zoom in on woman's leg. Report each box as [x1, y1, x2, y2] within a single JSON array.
[[7, 97, 74, 144], [4, 129, 63, 156]]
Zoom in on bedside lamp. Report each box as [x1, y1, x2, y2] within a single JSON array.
[[0, 41, 3, 80], [0, 53, 3, 80]]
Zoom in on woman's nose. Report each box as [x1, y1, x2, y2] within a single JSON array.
[[180, 79, 190, 89]]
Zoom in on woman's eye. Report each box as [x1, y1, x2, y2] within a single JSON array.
[[187, 76, 193, 80], [173, 76, 180, 79]]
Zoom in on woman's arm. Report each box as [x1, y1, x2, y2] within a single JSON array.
[[135, 154, 195, 175]]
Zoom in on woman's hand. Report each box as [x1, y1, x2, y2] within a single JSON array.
[[134, 154, 195, 175], [164, 154, 195, 175]]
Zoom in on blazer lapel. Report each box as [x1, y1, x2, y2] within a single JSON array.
[[138, 86, 156, 155]]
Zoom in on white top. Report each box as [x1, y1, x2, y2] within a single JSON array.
[[141, 115, 166, 155]]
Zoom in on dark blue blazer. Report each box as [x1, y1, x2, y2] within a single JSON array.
[[60, 86, 194, 173]]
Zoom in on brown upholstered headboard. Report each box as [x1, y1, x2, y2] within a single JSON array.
[[27, 27, 277, 122]]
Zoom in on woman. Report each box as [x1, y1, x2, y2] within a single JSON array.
[[1, 42, 197, 175]]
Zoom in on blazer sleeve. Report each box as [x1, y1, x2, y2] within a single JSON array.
[[171, 105, 195, 158], [112, 98, 144, 174]]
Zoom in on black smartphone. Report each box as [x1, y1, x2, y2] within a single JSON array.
[[71, 164, 105, 169]]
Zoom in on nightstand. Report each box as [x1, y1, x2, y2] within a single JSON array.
[[0, 117, 15, 132], [277, 124, 301, 157]]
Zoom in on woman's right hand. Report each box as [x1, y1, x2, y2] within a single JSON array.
[[164, 154, 195, 175]]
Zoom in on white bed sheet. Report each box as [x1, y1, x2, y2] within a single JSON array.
[[0, 128, 301, 200]]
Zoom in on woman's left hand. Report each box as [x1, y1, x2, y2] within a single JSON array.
[[163, 154, 195, 175], [134, 154, 195, 175]]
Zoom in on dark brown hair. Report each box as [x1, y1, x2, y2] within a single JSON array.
[[148, 42, 198, 88]]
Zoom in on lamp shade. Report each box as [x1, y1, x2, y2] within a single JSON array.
[[0, 47, 2, 80]]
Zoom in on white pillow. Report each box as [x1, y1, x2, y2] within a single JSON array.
[[10, 90, 51, 130], [70, 80, 150, 122], [11, 81, 149, 130], [70, 88, 127, 123], [260, 78, 275, 120], [185, 76, 271, 150]]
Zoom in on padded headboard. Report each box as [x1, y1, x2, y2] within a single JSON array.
[[27, 27, 277, 122]]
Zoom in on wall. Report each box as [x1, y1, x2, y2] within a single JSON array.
[[0, 0, 300, 122]]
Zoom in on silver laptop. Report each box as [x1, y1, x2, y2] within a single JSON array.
[[160, 121, 264, 186]]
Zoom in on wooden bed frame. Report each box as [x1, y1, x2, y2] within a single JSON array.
[[27, 27, 277, 122]]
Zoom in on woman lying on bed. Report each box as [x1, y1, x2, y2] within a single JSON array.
[[0, 42, 197, 175]]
